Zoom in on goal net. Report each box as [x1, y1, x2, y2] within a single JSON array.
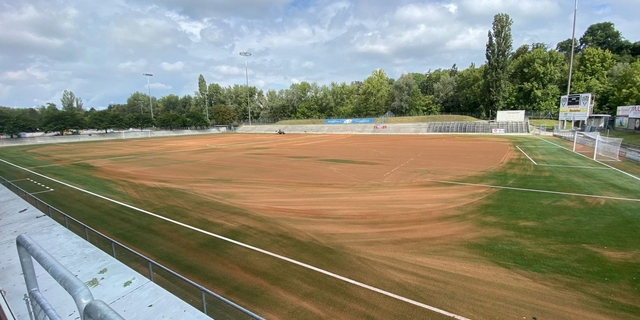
[[120, 130, 152, 139], [573, 132, 622, 161]]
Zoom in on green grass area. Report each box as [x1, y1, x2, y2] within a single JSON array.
[[273, 119, 326, 125], [384, 115, 478, 123], [529, 119, 559, 130], [319, 158, 378, 165], [462, 136, 640, 316]]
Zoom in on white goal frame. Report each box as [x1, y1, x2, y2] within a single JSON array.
[[572, 131, 622, 161], [120, 130, 152, 139]]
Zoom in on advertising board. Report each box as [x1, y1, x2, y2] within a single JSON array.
[[324, 118, 375, 124], [496, 110, 525, 122], [559, 93, 593, 121]]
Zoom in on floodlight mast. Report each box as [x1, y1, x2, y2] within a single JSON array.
[[563, 0, 578, 129], [143, 73, 154, 119], [239, 51, 252, 126]]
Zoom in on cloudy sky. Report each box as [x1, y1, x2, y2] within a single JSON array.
[[1, 0, 639, 109]]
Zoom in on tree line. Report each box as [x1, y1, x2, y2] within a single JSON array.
[[2, 14, 639, 137]]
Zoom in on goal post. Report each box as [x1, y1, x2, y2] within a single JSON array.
[[573, 131, 622, 161], [121, 130, 153, 139]]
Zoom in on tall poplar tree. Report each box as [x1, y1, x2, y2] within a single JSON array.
[[482, 13, 513, 114]]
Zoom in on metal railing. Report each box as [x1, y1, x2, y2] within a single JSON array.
[[16, 234, 125, 320], [1, 177, 264, 320]]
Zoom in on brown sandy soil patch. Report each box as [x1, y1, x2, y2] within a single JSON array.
[[584, 245, 640, 262], [28, 134, 629, 319]]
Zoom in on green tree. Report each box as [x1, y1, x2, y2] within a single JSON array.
[[158, 94, 183, 115], [354, 69, 391, 117], [433, 72, 458, 112], [42, 109, 84, 135], [510, 48, 565, 112], [329, 82, 357, 118], [456, 64, 485, 114], [156, 113, 185, 130], [483, 13, 513, 114], [185, 111, 210, 128], [0, 108, 20, 137], [579, 22, 627, 55], [391, 74, 416, 116], [61, 90, 76, 112], [571, 47, 616, 113], [556, 38, 579, 57], [198, 74, 209, 120], [212, 105, 237, 125], [610, 60, 640, 107]]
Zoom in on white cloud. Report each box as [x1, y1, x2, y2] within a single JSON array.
[[159, 61, 185, 71], [302, 61, 314, 68], [118, 59, 148, 72], [213, 65, 244, 76], [149, 83, 172, 90], [0, 66, 48, 81]]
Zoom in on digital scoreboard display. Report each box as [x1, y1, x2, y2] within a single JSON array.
[[566, 94, 581, 106]]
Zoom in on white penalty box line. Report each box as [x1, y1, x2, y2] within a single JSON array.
[[535, 136, 640, 182], [517, 145, 610, 170], [0, 158, 471, 320], [432, 180, 640, 203]]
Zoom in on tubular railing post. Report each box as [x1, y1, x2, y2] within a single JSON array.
[[201, 290, 207, 314], [47, 205, 52, 217], [111, 241, 117, 258], [84, 227, 89, 241], [16, 234, 95, 319], [63, 215, 69, 229], [148, 261, 154, 281]]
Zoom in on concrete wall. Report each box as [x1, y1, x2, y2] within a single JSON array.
[[0, 128, 227, 147], [236, 122, 530, 135]]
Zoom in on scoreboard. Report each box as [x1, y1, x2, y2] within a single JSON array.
[[559, 93, 592, 121]]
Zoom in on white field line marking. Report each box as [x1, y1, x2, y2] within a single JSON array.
[[30, 189, 54, 195], [537, 164, 610, 170], [536, 137, 640, 182], [0, 158, 470, 320], [384, 153, 422, 177], [516, 146, 537, 165], [432, 180, 640, 202], [9, 178, 30, 182]]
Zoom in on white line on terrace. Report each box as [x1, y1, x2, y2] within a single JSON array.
[[0, 158, 470, 320], [431, 180, 640, 202], [535, 137, 640, 182], [516, 146, 537, 165]]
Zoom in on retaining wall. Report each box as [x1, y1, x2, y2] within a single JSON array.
[[0, 128, 227, 147]]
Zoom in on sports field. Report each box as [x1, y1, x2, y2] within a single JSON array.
[[1, 133, 640, 319]]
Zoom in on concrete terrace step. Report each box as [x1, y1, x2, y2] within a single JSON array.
[[0, 186, 212, 320]]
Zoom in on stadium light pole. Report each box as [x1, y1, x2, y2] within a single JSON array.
[[239, 51, 252, 126], [143, 73, 154, 119], [566, 0, 578, 97]]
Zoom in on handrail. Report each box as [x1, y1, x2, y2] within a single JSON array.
[[16, 234, 124, 320], [2, 177, 264, 319], [17, 234, 94, 318]]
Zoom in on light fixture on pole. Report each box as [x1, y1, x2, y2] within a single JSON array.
[[239, 51, 252, 126], [143, 73, 154, 119]]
